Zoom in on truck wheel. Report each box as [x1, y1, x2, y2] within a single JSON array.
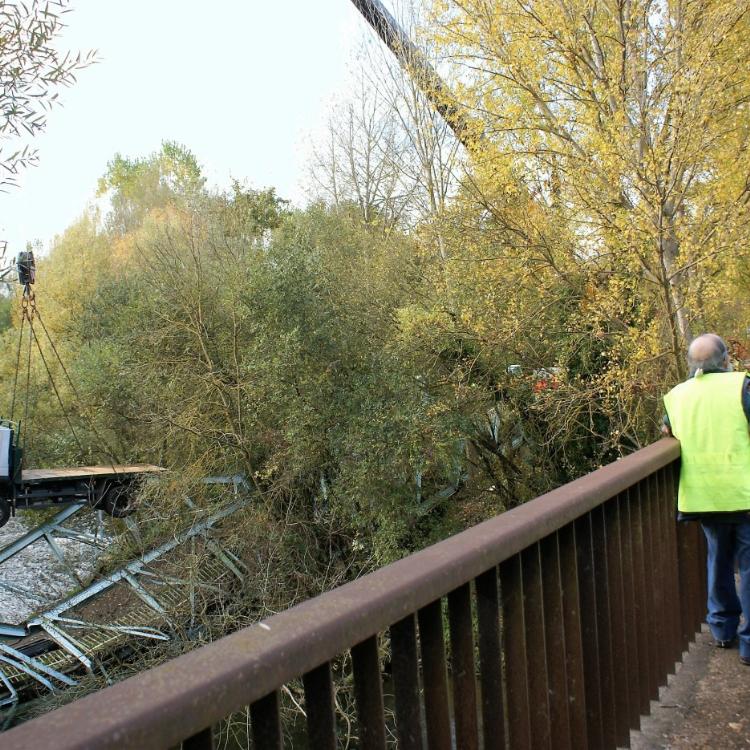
[[0, 498, 9, 528], [97, 481, 138, 518]]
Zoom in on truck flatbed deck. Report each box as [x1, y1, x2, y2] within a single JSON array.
[[0, 461, 165, 525], [21, 464, 164, 483]]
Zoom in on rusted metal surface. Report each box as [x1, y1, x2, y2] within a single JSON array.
[[500, 554, 530, 748], [447, 583, 478, 750], [575, 512, 604, 748], [604, 497, 630, 746], [389, 615, 422, 750], [540, 533, 572, 750], [250, 691, 281, 750], [558, 523, 588, 750], [417, 600, 451, 750], [591, 505, 617, 748], [1, 438, 707, 750], [351, 636, 386, 750], [303, 662, 336, 750], [630, 483, 652, 715], [522, 543, 551, 749], [618, 491, 642, 730], [475, 567, 504, 750]]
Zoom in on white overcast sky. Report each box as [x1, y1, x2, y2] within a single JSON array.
[[1, 0, 373, 254]]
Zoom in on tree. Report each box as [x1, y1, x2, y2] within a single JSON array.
[[0, 1, 95, 189], [308, 74, 410, 228], [430, 0, 750, 377], [309, 1, 463, 232], [97, 141, 206, 234]]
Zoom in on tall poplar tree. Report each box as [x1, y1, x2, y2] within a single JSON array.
[[431, 0, 750, 377]]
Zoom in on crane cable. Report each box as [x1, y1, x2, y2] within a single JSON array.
[[9, 282, 122, 465]]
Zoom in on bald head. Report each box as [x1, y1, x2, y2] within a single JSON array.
[[687, 334, 729, 376]]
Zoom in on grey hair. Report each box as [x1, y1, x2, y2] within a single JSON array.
[[687, 334, 729, 377]]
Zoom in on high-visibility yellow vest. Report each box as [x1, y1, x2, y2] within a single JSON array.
[[663, 371, 750, 513]]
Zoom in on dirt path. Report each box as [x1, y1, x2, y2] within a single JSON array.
[[630, 627, 750, 749]]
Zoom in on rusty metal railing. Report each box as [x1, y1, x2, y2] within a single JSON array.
[[1, 438, 706, 750]]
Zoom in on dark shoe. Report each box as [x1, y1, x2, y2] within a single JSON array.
[[740, 655, 750, 666], [715, 638, 736, 648]]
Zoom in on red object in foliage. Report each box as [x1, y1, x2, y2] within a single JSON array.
[[533, 373, 560, 393]]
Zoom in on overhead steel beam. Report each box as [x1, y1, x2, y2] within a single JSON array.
[[349, 0, 475, 148]]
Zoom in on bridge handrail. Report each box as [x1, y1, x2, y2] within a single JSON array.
[[2, 438, 695, 750]]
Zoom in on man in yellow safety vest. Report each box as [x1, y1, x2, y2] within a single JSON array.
[[663, 333, 750, 666]]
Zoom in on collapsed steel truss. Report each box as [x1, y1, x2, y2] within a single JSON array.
[[0, 475, 252, 723]]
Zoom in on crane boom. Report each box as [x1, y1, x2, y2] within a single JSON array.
[[348, 0, 474, 148]]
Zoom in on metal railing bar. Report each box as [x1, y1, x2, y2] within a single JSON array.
[[351, 637, 386, 750], [389, 615, 423, 750], [302, 662, 336, 750], [618, 491, 642, 731], [641, 476, 661, 700], [540, 534, 570, 750], [448, 583, 479, 750], [653, 470, 671, 680], [417, 600, 451, 750], [558, 524, 588, 750], [250, 690, 282, 750], [0, 441, 681, 750], [676, 520, 695, 649], [181, 727, 213, 750], [661, 467, 682, 668], [697, 523, 708, 626], [475, 567, 505, 750], [669, 468, 685, 662], [591, 506, 617, 749], [648, 473, 671, 686], [604, 497, 631, 746], [499, 554, 531, 749], [521, 543, 552, 749], [574, 513, 604, 749], [629, 482, 652, 715]]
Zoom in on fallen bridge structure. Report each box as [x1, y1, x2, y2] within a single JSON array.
[[0, 475, 252, 724]]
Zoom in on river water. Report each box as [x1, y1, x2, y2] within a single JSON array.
[[0, 510, 109, 623]]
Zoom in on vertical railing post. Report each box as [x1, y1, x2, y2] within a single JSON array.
[[640, 476, 661, 699], [351, 636, 387, 750], [418, 600, 452, 750], [629, 482, 652, 715], [540, 533, 572, 750], [250, 691, 282, 750], [476, 567, 506, 750], [591, 506, 617, 748], [604, 497, 630, 746], [618, 490, 642, 731], [303, 662, 337, 750], [558, 524, 588, 750], [574, 513, 604, 750], [648, 472, 672, 682], [390, 615, 424, 750], [500, 554, 532, 749], [448, 583, 479, 750], [661, 466, 683, 665], [521, 544, 552, 750]]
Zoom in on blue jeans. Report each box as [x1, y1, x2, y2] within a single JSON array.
[[701, 520, 750, 657]]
